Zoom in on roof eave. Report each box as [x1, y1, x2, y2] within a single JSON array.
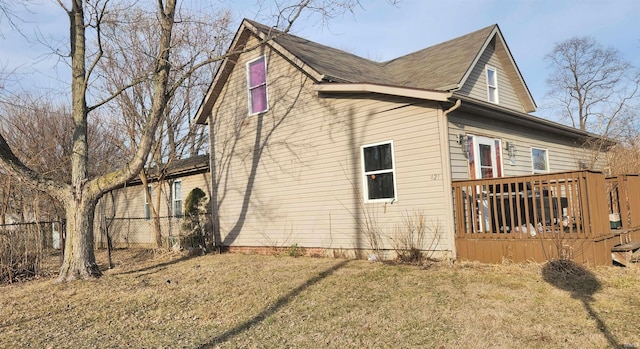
[[315, 83, 452, 102], [456, 25, 499, 92], [455, 25, 537, 114], [450, 94, 613, 144], [194, 19, 325, 124], [194, 20, 251, 125]]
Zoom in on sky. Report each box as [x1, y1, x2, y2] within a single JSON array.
[[1, 0, 639, 122]]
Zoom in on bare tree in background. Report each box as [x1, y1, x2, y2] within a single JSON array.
[[0, 94, 124, 222], [546, 36, 639, 134], [0, 0, 366, 281], [545, 36, 639, 168], [0, 0, 25, 36], [96, 8, 233, 247]]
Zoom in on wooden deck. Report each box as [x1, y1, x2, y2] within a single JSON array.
[[452, 171, 640, 266]]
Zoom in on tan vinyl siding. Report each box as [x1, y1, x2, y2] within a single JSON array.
[[458, 38, 523, 112], [210, 35, 452, 255], [94, 172, 211, 247], [448, 111, 603, 180]]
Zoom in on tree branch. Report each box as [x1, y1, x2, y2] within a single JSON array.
[[0, 131, 67, 200]]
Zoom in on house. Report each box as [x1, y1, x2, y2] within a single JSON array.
[[194, 20, 636, 263], [94, 154, 211, 248]]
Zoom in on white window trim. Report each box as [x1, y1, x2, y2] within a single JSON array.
[[361, 140, 398, 203], [246, 55, 269, 116], [172, 180, 182, 217], [486, 65, 499, 104], [531, 147, 550, 174]]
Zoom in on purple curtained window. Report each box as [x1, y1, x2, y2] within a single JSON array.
[[248, 57, 267, 114]]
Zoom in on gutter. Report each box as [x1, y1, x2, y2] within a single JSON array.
[[451, 94, 615, 145], [314, 83, 452, 102]]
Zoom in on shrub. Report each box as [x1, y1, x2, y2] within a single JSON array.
[[390, 211, 441, 264], [181, 188, 210, 249]]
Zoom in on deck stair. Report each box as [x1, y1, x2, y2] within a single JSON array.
[[611, 241, 640, 267]]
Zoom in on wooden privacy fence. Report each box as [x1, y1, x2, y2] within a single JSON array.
[[452, 171, 640, 265]]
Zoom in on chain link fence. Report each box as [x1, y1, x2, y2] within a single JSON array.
[[1, 214, 212, 283], [0, 221, 63, 283], [97, 214, 212, 250]]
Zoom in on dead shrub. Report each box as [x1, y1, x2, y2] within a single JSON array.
[[390, 211, 441, 264], [0, 223, 51, 284], [607, 142, 640, 175]]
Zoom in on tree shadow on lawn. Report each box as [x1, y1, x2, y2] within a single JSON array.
[[197, 259, 350, 348], [111, 255, 192, 276], [542, 260, 628, 349]]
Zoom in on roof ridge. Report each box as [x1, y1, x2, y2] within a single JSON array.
[[382, 24, 497, 66], [244, 18, 385, 66]]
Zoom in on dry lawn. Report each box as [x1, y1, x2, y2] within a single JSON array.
[[1, 249, 639, 349]]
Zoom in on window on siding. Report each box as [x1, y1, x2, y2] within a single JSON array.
[[531, 147, 549, 173], [247, 56, 268, 115], [173, 181, 183, 218], [486, 66, 499, 104], [144, 185, 152, 220], [362, 141, 396, 202]]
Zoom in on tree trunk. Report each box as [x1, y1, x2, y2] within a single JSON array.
[[139, 171, 163, 248], [57, 196, 101, 281]]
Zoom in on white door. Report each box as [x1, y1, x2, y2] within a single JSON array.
[[469, 135, 502, 231], [473, 136, 498, 179]]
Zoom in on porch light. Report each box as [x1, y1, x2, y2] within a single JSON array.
[[506, 142, 516, 157], [506, 141, 516, 165], [458, 134, 469, 157]]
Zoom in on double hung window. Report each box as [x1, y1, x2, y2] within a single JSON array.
[[247, 56, 268, 114], [486, 66, 499, 104], [362, 141, 397, 202], [173, 181, 183, 217]]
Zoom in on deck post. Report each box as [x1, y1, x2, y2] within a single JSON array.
[[583, 171, 610, 239]]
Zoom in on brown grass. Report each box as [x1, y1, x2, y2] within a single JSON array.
[[1, 249, 639, 348]]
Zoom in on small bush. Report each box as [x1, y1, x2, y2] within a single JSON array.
[[390, 211, 441, 264], [286, 243, 305, 257]]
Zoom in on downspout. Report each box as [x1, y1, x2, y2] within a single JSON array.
[[439, 98, 461, 261], [444, 98, 461, 116]]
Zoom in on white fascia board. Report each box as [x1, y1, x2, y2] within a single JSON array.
[[315, 83, 452, 102]]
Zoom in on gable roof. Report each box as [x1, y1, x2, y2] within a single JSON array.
[[195, 19, 536, 124], [384, 25, 496, 91], [247, 20, 393, 85]]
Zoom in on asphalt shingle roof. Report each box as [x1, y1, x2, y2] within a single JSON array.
[[247, 19, 496, 91]]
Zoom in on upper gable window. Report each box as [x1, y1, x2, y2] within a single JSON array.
[[486, 66, 499, 104], [247, 56, 268, 115]]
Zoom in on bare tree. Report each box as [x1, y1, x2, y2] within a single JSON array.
[[0, 0, 26, 36], [545, 36, 639, 135], [0, 0, 365, 281], [0, 93, 123, 223], [96, 7, 233, 247], [0, 0, 178, 280]]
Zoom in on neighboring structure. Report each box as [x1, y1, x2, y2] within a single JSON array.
[[94, 154, 211, 248], [194, 20, 609, 260]]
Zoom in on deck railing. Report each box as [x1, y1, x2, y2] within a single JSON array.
[[452, 171, 623, 241]]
